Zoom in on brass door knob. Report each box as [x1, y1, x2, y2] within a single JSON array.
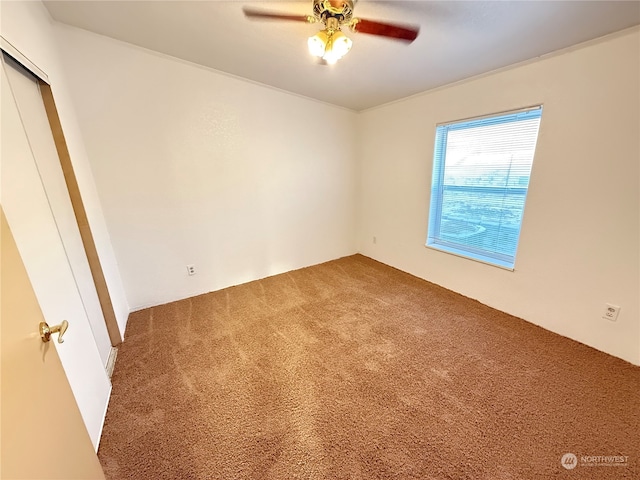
[[39, 320, 69, 343]]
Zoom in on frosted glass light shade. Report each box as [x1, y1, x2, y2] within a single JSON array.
[[330, 31, 352, 58], [308, 30, 329, 57], [322, 30, 352, 64]]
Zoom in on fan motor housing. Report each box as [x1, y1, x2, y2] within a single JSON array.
[[313, 0, 354, 24]]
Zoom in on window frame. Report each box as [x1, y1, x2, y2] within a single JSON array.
[[426, 106, 543, 270]]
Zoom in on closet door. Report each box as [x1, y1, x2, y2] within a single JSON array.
[[1, 55, 111, 448]]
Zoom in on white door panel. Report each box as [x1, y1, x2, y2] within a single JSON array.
[[1, 56, 110, 448], [3, 54, 112, 365]]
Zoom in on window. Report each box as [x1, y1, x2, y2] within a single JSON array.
[[426, 107, 542, 269]]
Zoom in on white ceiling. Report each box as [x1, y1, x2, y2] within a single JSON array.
[[44, 1, 640, 111]]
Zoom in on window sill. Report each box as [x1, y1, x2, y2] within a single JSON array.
[[425, 242, 515, 271]]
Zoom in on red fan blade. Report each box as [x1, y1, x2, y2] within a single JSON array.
[[352, 18, 419, 42], [243, 7, 310, 23]]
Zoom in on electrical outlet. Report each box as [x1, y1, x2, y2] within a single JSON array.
[[373, 236, 377, 244], [602, 304, 620, 322], [186, 264, 196, 276]]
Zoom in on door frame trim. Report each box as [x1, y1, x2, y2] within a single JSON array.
[[0, 36, 48, 83]]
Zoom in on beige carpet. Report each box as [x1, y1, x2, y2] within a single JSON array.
[[98, 255, 639, 479]]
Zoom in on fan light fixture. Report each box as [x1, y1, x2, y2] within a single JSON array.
[[307, 15, 352, 64], [308, 29, 352, 64]]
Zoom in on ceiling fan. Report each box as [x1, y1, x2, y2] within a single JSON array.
[[243, 0, 420, 64]]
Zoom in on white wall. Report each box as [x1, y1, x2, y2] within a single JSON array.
[[0, 1, 130, 342], [358, 29, 640, 365], [54, 25, 358, 310]]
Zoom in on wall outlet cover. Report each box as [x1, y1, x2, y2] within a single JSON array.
[[602, 303, 621, 322]]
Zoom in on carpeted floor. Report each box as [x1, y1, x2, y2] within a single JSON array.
[[98, 255, 639, 479]]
